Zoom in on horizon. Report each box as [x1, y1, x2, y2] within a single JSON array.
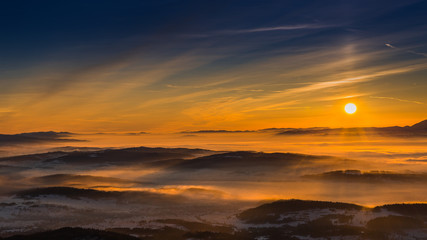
[[0, 118, 426, 161], [1, 118, 426, 135]]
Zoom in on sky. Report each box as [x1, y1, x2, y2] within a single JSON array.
[[1, 0, 426, 134]]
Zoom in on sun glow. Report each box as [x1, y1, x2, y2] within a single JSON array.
[[345, 103, 357, 114]]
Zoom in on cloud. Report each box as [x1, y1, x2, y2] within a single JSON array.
[[182, 60, 427, 123], [180, 187, 229, 199], [406, 159, 427, 163], [92, 132, 149, 136], [124, 132, 149, 136], [347, 151, 427, 160], [180, 130, 256, 134], [282, 67, 420, 95], [32, 174, 142, 188], [407, 50, 427, 57], [385, 43, 427, 57], [385, 43, 396, 49], [405, 155, 427, 163], [222, 24, 333, 34], [370, 96, 424, 105], [48, 146, 105, 152], [184, 24, 334, 38], [0, 131, 84, 146]]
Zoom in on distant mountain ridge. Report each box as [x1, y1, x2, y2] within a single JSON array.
[[411, 119, 427, 130], [275, 119, 427, 136], [179, 119, 427, 137], [0, 131, 83, 146]]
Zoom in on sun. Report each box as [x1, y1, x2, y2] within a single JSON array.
[[345, 103, 357, 114]]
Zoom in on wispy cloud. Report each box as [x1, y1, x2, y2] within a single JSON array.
[[226, 24, 333, 34], [385, 43, 427, 57], [370, 96, 424, 105], [249, 64, 425, 107], [185, 24, 335, 38], [176, 49, 427, 128], [407, 50, 427, 58], [317, 94, 367, 102], [385, 43, 396, 49]]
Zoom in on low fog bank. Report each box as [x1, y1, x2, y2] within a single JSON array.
[[0, 147, 426, 202], [1, 146, 427, 237], [0, 148, 364, 196]]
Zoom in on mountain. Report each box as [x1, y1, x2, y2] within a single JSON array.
[[170, 151, 330, 170], [0, 132, 83, 146], [14, 187, 188, 204], [304, 170, 427, 183], [411, 119, 427, 130], [238, 199, 364, 224], [274, 119, 427, 137], [0, 146, 215, 167], [181, 119, 427, 137]]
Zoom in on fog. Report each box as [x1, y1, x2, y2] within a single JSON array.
[[1, 128, 427, 237]]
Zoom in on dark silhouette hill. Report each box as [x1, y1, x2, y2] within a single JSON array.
[[2, 227, 139, 240], [276, 119, 427, 137], [238, 199, 363, 224], [0, 147, 214, 166], [14, 187, 186, 204], [374, 203, 427, 220], [170, 151, 331, 170], [305, 170, 427, 183], [411, 119, 427, 130], [0, 132, 82, 146]]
